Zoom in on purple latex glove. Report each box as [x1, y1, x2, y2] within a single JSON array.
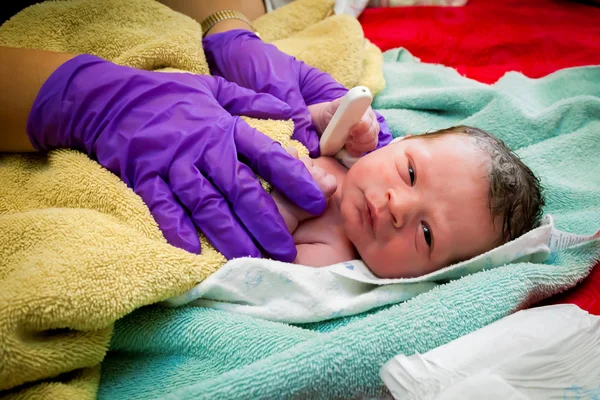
[[203, 30, 393, 157], [27, 54, 327, 262]]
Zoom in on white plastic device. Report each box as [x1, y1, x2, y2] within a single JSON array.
[[319, 86, 373, 168]]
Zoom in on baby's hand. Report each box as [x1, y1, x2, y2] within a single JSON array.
[[308, 98, 380, 157]]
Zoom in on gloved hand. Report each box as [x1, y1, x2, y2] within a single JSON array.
[[26, 54, 326, 262], [203, 30, 393, 157], [309, 98, 381, 157]]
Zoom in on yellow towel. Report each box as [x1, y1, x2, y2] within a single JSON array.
[[0, 0, 385, 398]]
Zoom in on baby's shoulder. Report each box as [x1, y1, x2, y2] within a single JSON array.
[[294, 242, 355, 267], [293, 200, 343, 243], [292, 205, 357, 267]]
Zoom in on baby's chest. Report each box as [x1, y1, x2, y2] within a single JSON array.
[[293, 202, 356, 258]]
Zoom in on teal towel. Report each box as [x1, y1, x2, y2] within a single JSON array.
[[98, 49, 600, 399]]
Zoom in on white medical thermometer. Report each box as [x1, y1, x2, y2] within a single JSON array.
[[319, 86, 373, 168]]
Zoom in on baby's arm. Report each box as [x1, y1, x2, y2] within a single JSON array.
[[271, 147, 337, 234]]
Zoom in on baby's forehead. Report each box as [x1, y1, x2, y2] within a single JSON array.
[[408, 133, 489, 169], [411, 131, 477, 148]]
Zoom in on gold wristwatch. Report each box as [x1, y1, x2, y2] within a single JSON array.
[[200, 9, 257, 38]]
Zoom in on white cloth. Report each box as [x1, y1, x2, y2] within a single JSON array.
[[164, 215, 597, 323], [380, 304, 600, 400]]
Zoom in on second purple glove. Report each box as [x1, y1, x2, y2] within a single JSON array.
[[203, 30, 392, 157]]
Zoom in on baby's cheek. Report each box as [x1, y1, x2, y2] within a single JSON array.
[[364, 237, 420, 279]]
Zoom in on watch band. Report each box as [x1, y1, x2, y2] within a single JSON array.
[[200, 9, 257, 38]]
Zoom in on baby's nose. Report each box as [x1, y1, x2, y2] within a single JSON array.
[[386, 188, 418, 229]]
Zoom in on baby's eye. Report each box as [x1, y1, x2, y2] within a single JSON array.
[[408, 165, 415, 186], [422, 223, 432, 248]]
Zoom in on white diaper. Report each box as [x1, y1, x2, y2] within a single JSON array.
[[164, 215, 598, 323]]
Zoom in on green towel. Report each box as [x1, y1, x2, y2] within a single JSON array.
[[98, 49, 600, 399]]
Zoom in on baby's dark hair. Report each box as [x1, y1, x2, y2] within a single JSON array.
[[409, 125, 545, 244]]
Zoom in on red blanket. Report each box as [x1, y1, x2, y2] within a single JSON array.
[[360, 0, 600, 84], [359, 0, 600, 314]]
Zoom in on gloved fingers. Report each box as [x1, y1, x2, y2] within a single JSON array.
[[297, 62, 349, 105], [233, 117, 327, 217], [291, 109, 322, 157], [209, 74, 324, 157], [191, 120, 299, 262], [168, 158, 264, 261], [134, 173, 202, 254], [208, 76, 294, 121]]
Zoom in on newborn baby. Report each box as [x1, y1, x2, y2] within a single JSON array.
[[272, 102, 544, 279]]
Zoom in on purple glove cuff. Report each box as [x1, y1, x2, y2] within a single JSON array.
[[375, 110, 393, 150], [27, 54, 107, 152], [203, 30, 264, 88], [204, 30, 348, 105]]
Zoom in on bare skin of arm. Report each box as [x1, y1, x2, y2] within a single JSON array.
[[0, 47, 76, 152], [0, 1, 265, 153], [157, 0, 266, 36]]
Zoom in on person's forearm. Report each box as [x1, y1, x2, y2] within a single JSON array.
[[0, 46, 77, 152], [157, 0, 266, 36]]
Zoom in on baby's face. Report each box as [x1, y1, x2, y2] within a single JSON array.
[[340, 134, 499, 278]]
